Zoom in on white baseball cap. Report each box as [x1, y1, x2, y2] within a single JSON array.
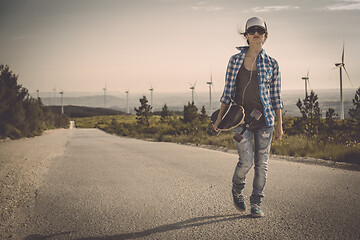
[[245, 17, 267, 31]]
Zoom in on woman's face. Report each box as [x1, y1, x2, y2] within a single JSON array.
[[246, 26, 267, 45]]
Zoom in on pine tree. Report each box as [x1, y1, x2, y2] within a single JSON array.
[[296, 90, 321, 121], [326, 108, 338, 120], [0, 65, 27, 137], [1, 65, 70, 138], [199, 106, 207, 123], [349, 87, 360, 120], [325, 107, 338, 133], [134, 96, 152, 126], [183, 102, 198, 123], [296, 90, 321, 135], [160, 104, 171, 122]]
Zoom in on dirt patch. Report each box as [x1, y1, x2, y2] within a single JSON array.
[[0, 129, 72, 239]]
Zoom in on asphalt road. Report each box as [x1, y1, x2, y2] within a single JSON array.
[[15, 129, 360, 240]]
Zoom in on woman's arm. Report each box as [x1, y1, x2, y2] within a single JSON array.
[[213, 103, 229, 131], [274, 108, 283, 141]]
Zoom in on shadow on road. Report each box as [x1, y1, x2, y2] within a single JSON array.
[[75, 214, 251, 240], [23, 214, 251, 240]]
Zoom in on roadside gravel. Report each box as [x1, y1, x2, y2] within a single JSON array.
[[0, 129, 72, 239]]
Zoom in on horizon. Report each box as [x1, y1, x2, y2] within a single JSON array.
[[33, 88, 357, 119], [30, 87, 358, 98]]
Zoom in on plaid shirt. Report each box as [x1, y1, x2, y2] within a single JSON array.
[[220, 46, 283, 127]]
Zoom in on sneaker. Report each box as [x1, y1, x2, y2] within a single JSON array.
[[251, 204, 264, 218], [232, 189, 246, 211]]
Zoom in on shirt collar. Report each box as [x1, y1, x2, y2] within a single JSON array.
[[236, 46, 266, 59]]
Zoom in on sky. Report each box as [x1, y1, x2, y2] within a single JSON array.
[[0, 0, 360, 96]]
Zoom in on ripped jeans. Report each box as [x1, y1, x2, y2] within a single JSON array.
[[232, 126, 273, 205]]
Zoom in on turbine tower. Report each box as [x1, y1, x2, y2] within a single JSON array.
[[334, 43, 352, 120], [125, 89, 130, 114], [302, 70, 310, 97], [206, 72, 214, 115], [53, 87, 56, 106], [59, 91, 64, 114], [103, 84, 107, 108], [149, 84, 154, 112], [189, 82, 196, 104]]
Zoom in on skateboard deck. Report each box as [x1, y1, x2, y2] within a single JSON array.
[[211, 104, 245, 131]]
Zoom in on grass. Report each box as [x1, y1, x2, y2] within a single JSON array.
[[271, 135, 360, 164], [73, 114, 360, 165]]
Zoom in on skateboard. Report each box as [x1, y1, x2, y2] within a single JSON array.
[[211, 105, 263, 142], [210, 104, 245, 134]]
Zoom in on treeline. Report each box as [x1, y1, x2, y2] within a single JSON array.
[[290, 90, 360, 144], [0, 65, 69, 139], [97, 96, 212, 141], [91, 91, 360, 164], [100, 92, 360, 145]]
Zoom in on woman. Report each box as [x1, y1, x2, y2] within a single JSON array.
[[213, 17, 283, 218]]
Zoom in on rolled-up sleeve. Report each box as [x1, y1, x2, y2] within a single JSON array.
[[270, 59, 284, 110]]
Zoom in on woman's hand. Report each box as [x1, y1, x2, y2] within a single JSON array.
[[213, 118, 222, 131]]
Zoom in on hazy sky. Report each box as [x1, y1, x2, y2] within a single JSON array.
[[0, 0, 359, 95]]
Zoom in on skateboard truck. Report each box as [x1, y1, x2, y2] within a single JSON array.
[[233, 108, 262, 143]]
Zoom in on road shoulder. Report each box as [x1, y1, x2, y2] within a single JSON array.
[[0, 129, 72, 239]]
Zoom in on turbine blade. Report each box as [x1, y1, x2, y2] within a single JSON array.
[[307, 79, 312, 91], [342, 42, 345, 64], [343, 66, 353, 87], [307, 68, 310, 77]]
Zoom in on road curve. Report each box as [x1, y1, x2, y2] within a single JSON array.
[[11, 129, 360, 239]]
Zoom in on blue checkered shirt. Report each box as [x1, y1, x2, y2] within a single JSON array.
[[220, 46, 284, 127]]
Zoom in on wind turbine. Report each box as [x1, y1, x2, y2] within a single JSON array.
[[301, 69, 311, 97], [149, 84, 154, 112], [59, 90, 64, 114], [125, 89, 130, 114], [53, 87, 56, 106], [334, 43, 353, 120], [103, 84, 107, 108], [189, 82, 196, 104], [206, 72, 214, 115]]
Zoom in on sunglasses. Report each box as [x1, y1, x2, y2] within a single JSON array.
[[246, 27, 266, 35]]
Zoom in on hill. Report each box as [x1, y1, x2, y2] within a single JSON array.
[[46, 105, 125, 118]]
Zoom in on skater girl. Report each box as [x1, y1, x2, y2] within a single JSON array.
[[213, 17, 283, 217]]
